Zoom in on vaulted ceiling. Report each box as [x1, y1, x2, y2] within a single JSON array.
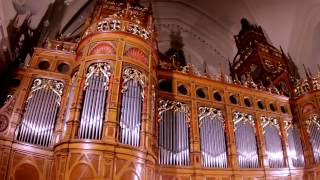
[[1, 0, 320, 77]]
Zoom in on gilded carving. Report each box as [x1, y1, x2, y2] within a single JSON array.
[[85, 63, 111, 90], [233, 111, 255, 131], [121, 67, 146, 99], [305, 114, 320, 134], [158, 99, 190, 123], [198, 107, 224, 127], [29, 78, 64, 104], [260, 116, 280, 134]]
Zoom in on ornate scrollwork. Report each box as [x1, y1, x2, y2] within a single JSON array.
[[121, 67, 146, 99], [85, 63, 111, 90], [305, 114, 320, 134], [233, 111, 255, 131], [261, 116, 280, 134], [97, 20, 109, 32], [198, 107, 224, 127], [30, 78, 64, 104], [127, 24, 150, 40], [158, 99, 190, 123], [97, 19, 121, 32], [284, 120, 293, 132], [109, 19, 121, 30], [263, 59, 283, 74]]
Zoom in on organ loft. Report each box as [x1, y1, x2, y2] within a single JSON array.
[[0, 0, 320, 180]]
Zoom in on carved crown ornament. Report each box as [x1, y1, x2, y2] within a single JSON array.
[[294, 72, 320, 97], [232, 111, 255, 131], [262, 59, 283, 74], [158, 99, 190, 124], [84, 63, 112, 90], [304, 114, 320, 134], [83, 18, 152, 40], [121, 67, 147, 99], [284, 120, 293, 131], [198, 107, 224, 127], [29, 78, 64, 105], [260, 116, 280, 134]]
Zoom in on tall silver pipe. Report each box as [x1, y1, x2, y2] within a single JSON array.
[[25, 90, 42, 143], [79, 63, 111, 140], [233, 112, 258, 168], [16, 78, 64, 147]]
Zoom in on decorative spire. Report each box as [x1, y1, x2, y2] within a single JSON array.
[[303, 64, 310, 79]]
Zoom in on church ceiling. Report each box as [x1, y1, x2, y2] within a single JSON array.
[[1, 0, 320, 77]]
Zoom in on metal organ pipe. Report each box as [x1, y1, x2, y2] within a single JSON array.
[[78, 63, 111, 140], [286, 122, 305, 167], [16, 78, 64, 147], [261, 116, 285, 168], [158, 99, 190, 166], [119, 67, 146, 147], [198, 107, 227, 168], [305, 114, 320, 163], [233, 112, 259, 168]]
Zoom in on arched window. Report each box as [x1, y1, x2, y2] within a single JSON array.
[[198, 107, 227, 168], [119, 67, 146, 147], [78, 63, 111, 140], [16, 78, 64, 147], [261, 117, 285, 168], [158, 99, 190, 166], [233, 112, 259, 168], [286, 122, 304, 167]]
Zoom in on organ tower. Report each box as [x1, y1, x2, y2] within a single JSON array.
[[0, 1, 319, 180]]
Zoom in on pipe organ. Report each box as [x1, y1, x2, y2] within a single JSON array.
[[78, 63, 111, 140], [306, 114, 320, 163], [119, 67, 146, 146], [233, 111, 259, 168], [2, 1, 320, 179], [16, 78, 64, 147], [261, 116, 285, 168], [286, 123, 305, 167], [158, 99, 190, 166], [198, 107, 227, 168]]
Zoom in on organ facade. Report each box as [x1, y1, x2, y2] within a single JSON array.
[[0, 0, 319, 180]]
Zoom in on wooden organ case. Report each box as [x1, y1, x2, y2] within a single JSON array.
[[0, 1, 319, 180]]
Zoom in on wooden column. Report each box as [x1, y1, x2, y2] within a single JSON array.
[[103, 60, 122, 142], [64, 63, 86, 140], [102, 40, 124, 142], [191, 100, 201, 168], [8, 73, 33, 139], [279, 116, 290, 168], [225, 107, 238, 169], [255, 112, 269, 168]]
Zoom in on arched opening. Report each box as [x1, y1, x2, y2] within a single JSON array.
[[15, 163, 39, 180]]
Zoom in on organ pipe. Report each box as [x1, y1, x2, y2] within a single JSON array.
[[233, 111, 259, 168], [158, 99, 190, 166], [261, 116, 285, 168], [119, 67, 146, 147], [16, 78, 64, 147], [305, 114, 320, 163], [78, 63, 111, 140], [285, 121, 304, 167], [198, 107, 227, 168]]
